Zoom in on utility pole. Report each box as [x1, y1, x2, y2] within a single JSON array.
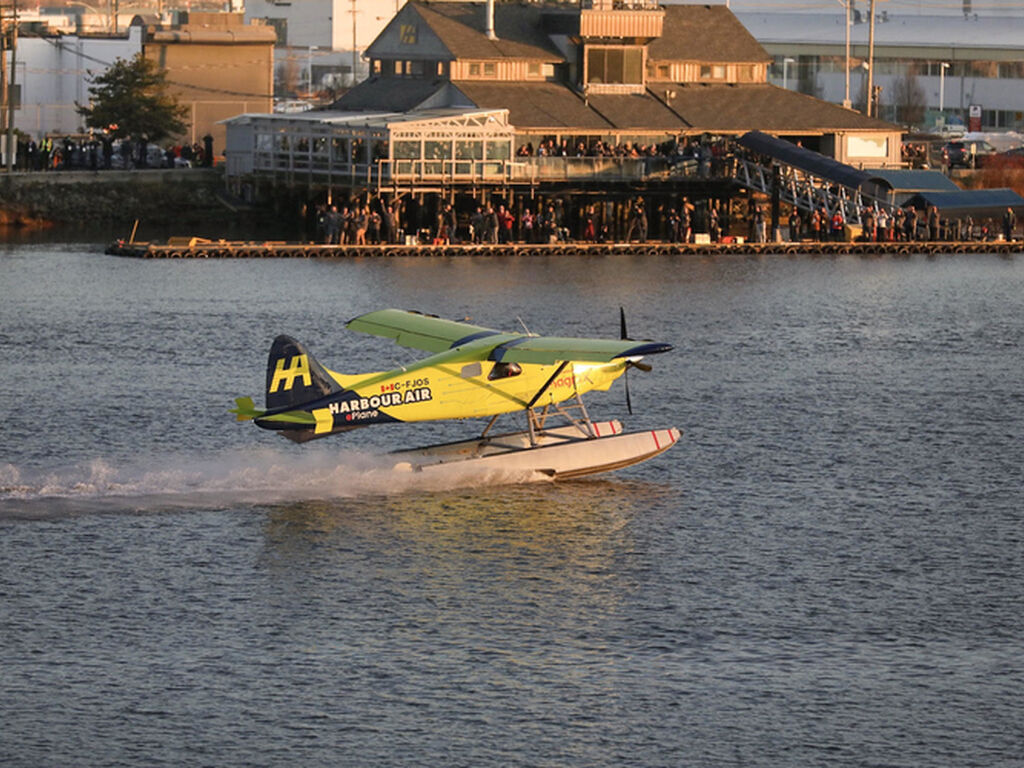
[[843, 0, 851, 108], [866, 0, 876, 116], [3, 0, 16, 172], [350, 0, 359, 87]]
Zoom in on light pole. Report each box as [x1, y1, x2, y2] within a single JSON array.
[[842, 0, 851, 108], [307, 45, 318, 94], [783, 57, 795, 90], [939, 61, 950, 115]]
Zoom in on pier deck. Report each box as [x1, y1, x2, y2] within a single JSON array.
[[105, 238, 1024, 259]]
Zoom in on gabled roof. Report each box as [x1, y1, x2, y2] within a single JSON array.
[[412, 1, 563, 60], [649, 5, 769, 63], [664, 83, 894, 133], [451, 81, 612, 129], [585, 92, 689, 130], [333, 77, 450, 112]]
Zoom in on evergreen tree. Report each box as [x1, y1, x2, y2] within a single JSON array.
[[76, 54, 188, 162]]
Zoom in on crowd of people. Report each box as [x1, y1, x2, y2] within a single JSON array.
[[515, 135, 729, 178], [9, 134, 215, 171], [311, 193, 1017, 246]]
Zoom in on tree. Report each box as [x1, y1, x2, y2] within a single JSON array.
[[889, 70, 926, 128], [76, 54, 188, 151]]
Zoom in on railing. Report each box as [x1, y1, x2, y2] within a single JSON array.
[[733, 155, 894, 228], [246, 152, 720, 186]]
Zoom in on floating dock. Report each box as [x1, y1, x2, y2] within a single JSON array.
[[105, 237, 1024, 259]]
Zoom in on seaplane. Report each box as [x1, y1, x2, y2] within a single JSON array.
[[230, 309, 680, 481]]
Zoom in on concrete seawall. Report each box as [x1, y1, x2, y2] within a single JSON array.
[[0, 169, 234, 227]]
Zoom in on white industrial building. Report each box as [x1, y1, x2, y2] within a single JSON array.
[[7, 27, 143, 140], [738, 10, 1024, 131], [244, 0, 403, 91]]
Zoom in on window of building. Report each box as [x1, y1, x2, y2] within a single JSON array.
[[543, 63, 555, 78], [528, 62, 540, 77], [587, 47, 643, 85], [393, 140, 421, 159], [331, 138, 348, 161], [469, 62, 481, 76], [262, 17, 288, 46], [700, 64, 726, 80], [483, 62, 496, 76], [998, 61, 1024, 79], [409, 60, 424, 76], [485, 140, 511, 161], [456, 140, 483, 160]]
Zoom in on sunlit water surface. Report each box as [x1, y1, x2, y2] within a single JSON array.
[[2, 244, 1022, 766]]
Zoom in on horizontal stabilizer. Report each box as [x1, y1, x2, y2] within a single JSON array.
[[230, 396, 263, 422]]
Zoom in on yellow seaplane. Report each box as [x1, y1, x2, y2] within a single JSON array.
[[231, 309, 680, 480]]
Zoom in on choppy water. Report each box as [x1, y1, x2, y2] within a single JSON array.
[[2, 244, 1022, 767]]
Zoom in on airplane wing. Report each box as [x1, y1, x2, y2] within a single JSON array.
[[346, 309, 502, 353], [347, 309, 672, 365], [492, 337, 672, 365]]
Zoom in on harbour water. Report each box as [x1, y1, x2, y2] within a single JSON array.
[[2, 243, 1023, 766]]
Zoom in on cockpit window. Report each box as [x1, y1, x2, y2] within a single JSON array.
[[488, 361, 522, 380]]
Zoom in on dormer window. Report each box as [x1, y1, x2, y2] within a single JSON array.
[[700, 64, 726, 80], [587, 46, 643, 85]]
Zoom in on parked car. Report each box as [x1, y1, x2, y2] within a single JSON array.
[[942, 139, 997, 169]]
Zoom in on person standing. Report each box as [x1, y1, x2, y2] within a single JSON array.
[[830, 209, 845, 241], [788, 208, 801, 242], [927, 205, 941, 241], [810, 208, 821, 241], [905, 207, 918, 241], [1003, 207, 1017, 241]]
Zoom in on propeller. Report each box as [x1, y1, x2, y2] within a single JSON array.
[[619, 307, 672, 414]]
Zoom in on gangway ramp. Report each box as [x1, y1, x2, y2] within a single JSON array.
[[733, 130, 893, 229]]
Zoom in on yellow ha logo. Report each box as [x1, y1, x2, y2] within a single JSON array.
[[270, 354, 312, 393]]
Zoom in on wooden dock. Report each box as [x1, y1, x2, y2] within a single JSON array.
[[105, 237, 1024, 259]]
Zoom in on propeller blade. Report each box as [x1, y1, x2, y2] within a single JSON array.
[[624, 366, 633, 415], [629, 360, 653, 373], [620, 306, 628, 340]]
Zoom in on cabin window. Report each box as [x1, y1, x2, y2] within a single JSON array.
[[488, 362, 522, 380], [460, 363, 482, 378]]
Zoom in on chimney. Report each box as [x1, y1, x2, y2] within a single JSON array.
[[485, 0, 497, 40]]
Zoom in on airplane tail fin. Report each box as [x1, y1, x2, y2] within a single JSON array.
[[265, 335, 343, 410]]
